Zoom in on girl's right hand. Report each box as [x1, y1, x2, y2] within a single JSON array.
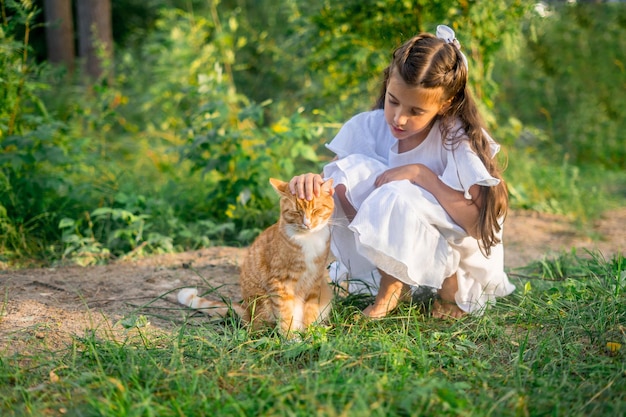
[[289, 173, 331, 201]]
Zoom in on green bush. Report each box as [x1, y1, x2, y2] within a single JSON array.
[[0, 2, 76, 258], [495, 2, 626, 170], [0, 5, 337, 264]]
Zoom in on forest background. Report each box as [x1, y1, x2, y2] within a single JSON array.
[[1, 0, 625, 267]]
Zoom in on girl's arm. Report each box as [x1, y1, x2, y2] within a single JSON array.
[[375, 164, 482, 238]]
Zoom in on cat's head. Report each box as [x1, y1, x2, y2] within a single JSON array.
[[269, 178, 334, 233]]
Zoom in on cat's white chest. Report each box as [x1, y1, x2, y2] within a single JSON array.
[[283, 225, 330, 332], [289, 226, 329, 271]]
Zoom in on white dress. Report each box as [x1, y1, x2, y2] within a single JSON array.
[[323, 110, 515, 314]]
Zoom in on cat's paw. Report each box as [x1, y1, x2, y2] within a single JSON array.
[[177, 288, 198, 305], [283, 331, 303, 343]]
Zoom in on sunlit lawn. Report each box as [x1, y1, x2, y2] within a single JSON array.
[[1, 252, 624, 416]]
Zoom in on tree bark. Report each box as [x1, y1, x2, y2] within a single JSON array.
[[76, 0, 113, 80], [43, 0, 75, 71]]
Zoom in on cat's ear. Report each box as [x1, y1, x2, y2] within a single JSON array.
[[320, 178, 334, 195], [269, 178, 291, 196]]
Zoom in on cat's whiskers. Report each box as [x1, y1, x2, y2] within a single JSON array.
[[326, 216, 352, 231]]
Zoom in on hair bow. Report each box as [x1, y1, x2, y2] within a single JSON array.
[[436, 24, 469, 70]]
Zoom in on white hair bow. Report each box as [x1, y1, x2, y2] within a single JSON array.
[[436, 24, 469, 70]]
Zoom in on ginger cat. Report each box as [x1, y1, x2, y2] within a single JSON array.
[[178, 177, 335, 335]]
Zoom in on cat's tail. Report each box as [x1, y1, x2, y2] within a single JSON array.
[[177, 288, 245, 318]]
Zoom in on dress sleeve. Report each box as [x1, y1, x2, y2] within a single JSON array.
[[325, 111, 386, 163], [438, 133, 501, 200]]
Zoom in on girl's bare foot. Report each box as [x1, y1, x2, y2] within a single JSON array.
[[432, 298, 466, 319], [362, 270, 409, 318], [432, 273, 467, 319], [363, 303, 392, 319]]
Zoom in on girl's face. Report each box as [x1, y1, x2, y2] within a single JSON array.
[[383, 70, 448, 148]]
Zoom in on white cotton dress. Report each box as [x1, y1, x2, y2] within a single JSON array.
[[323, 110, 515, 314]]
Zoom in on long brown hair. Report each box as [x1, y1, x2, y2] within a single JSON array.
[[374, 33, 508, 255]]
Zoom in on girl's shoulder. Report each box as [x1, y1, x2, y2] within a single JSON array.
[[441, 118, 500, 158], [440, 117, 467, 143]]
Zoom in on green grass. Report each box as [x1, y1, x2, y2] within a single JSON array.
[[1, 252, 625, 416]]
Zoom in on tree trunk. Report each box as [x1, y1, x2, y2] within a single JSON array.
[[43, 0, 75, 71], [76, 0, 113, 81]]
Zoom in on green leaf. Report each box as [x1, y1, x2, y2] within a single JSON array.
[[58, 218, 75, 229]]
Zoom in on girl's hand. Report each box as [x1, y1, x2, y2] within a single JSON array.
[[374, 164, 424, 188], [289, 173, 333, 200]]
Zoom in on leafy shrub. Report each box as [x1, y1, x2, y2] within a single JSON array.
[[495, 2, 626, 170], [115, 9, 334, 243], [181, 100, 329, 232], [43, 7, 337, 263], [0, 2, 77, 258]]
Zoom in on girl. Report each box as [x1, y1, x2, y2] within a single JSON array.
[[289, 25, 515, 318]]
